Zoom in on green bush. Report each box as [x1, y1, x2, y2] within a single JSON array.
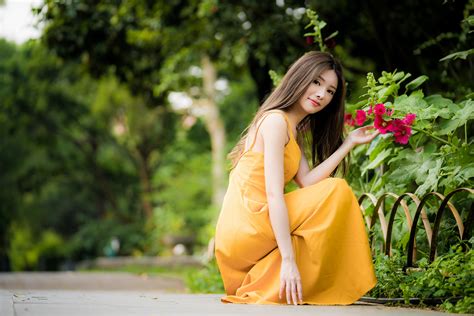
[[185, 258, 224, 294], [368, 240, 474, 314], [8, 223, 65, 271]]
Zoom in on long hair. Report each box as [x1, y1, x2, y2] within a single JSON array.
[[227, 51, 349, 176]]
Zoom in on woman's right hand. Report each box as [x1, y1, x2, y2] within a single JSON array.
[[279, 258, 303, 305], [346, 125, 380, 147]]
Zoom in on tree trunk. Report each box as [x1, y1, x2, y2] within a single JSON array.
[[199, 55, 227, 208], [136, 151, 153, 220]]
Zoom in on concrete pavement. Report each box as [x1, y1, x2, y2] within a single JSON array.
[[0, 272, 186, 291], [0, 290, 457, 316], [0, 272, 461, 315]]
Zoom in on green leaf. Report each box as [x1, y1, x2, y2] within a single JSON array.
[[418, 104, 451, 120], [324, 31, 338, 40], [394, 92, 427, 114], [397, 73, 412, 85], [383, 83, 399, 98], [439, 48, 474, 62], [424, 94, 458, 119], [388, 164, 418, 184], [367, 135, 390, 161], [392, 72, 405, 81], [423, 142, 438, 154], [435, 100, 474, 135], [405, 75, 429, 91], [387, 148, 414, 164], [362, 148, 392, 175], [354, 99, 368, 108], [435, 119, 462, 135], [453, 99, 474, 121], [458, 163, 474, 180], [415, 159, 443, 196]]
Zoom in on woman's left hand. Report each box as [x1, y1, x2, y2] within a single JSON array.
[[346, 125, 380, 147]]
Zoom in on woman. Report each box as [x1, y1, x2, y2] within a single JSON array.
[[215, 51, 379, 306]]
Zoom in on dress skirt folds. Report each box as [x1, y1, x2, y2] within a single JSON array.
[[215, 110, 377, 305]]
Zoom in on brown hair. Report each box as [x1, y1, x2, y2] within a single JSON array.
[[227, 51, 349, 176]]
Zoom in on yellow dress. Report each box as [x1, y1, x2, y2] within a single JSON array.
[[215, 109, 377, 305]]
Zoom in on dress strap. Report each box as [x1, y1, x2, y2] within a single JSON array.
[[247, 109, 292, 151]]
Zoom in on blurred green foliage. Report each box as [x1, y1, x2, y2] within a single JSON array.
[[0, 1, 472, 277], [0, 37, 257, 269], [186, 258, 224, 294], [8, 223, 64, 271]]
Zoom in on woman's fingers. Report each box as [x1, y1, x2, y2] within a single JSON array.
[[296, 279, 303, 303], [291, 281, 298, 305], [286, 281, 291, 304], [368, 130, 380, 141], [279, 280, 285, 300]]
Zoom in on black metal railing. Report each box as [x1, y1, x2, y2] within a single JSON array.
[[358, 187, 473, 268]]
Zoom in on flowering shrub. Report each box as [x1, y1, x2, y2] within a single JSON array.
[[348, 70, 473, 312], [303, 8, 473, 313], [344, 69, 473, 199], [345, 102, 416, 144]]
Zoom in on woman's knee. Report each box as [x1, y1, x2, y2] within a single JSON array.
[[328, 177, 353, 199]]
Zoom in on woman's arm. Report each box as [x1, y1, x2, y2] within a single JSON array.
[[260, 113, 303, 305], [295, 125, 379, 188], [260, 114, 294, 260]]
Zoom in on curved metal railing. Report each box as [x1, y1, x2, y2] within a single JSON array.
[[358, 187, 473, 268]]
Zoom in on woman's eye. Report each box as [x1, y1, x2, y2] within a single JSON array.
[[313, 80, 320, 85], [328, 90, 335, 95]]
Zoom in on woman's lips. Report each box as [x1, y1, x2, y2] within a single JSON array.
[[308, 98, 320, 107]]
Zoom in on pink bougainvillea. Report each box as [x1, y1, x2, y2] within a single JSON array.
[[374, 103, 386, 115], [344, 113, 355, 126], [355, 110, 367, 126], [389, 119, 412, 144], [403, 113, 416, 125], [345, 103, 416, 145], [374, 114, 392, 134]]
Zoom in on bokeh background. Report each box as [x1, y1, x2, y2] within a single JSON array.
[[0, 0, 472, 277]]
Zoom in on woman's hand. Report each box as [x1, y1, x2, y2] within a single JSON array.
[[346, 125, 380, 147], [279, 258, 303, 305]]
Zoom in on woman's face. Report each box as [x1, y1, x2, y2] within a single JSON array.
[[297, 69, 338, 114]]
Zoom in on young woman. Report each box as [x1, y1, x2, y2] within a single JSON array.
[[215, 51, 379, 306]]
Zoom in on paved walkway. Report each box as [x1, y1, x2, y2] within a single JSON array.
[[0, 272, 185, 291], [0, 272, 459, 315]]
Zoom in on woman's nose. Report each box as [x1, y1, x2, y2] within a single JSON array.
[[315, 89, 325, 100]]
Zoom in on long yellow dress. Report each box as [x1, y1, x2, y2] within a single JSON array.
[[215, 109, 377, 305]]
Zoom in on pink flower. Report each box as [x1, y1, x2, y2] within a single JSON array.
[[344, 113, 355, 126], [355, 110, 367, 126], [374, 114, 392, 134], [386, 109, 394, 116], [374, 103, 386, 115], [390, 119, 412, 144], [402, 113, 416, 125], [367, 105, 373, 115]]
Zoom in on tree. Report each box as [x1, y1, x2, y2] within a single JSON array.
[[0, 39, 180, 268], [37, 0, 233, 207]]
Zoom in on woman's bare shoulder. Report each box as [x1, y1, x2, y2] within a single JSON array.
[[259, 112, 287, 131], [259, 112, 289, 144]]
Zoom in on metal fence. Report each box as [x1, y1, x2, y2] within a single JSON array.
[[358, 187, 474, 268]]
